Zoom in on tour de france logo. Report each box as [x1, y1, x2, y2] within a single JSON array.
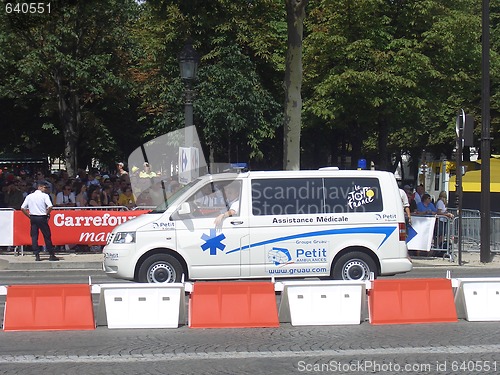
[[347, 185, 375, 209]]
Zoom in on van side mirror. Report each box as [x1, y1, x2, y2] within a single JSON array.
[[177, 202, 191, 215]]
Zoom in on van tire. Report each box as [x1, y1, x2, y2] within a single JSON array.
[[332, 251, 377, 281], [138, 254, 183, 283]]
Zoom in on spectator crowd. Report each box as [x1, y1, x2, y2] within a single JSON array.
[[0, 162, 179, 211]]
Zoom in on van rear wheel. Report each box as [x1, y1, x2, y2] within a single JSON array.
[[332, 251, 376, 281], [138, 254, 183, 283]]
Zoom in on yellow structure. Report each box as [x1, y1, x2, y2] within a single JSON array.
[[449, 158, 500, 193]]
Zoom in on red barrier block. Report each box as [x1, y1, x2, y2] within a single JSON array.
[[189, 282, 279, 328], [3, 284, 95, 331], [368, 278, 457, 325]]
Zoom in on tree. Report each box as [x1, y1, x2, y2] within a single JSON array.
[[196, 44, 282, 164], [1, 0, 497, 175], [302, 0, 484, 172], [1, 0, 140, 175], [135, 0, 285, 167], [283, 0, 307, 170]]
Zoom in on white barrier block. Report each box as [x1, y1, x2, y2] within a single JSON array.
[[278, 281, 366, 326], [104, 287, 183, 329], [0, 210, 14, 246], [94, 283, 186, 328], [456, 281, 500, 321], [451, 277, 500, 319]]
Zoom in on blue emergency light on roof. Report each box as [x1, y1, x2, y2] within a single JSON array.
[[230, 163, 248, 172]]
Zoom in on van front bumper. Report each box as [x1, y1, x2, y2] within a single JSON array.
[[102, 262, 118, 274], [103, 244, 136, 281]]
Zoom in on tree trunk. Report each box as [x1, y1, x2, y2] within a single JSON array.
[[209, 146, 215, 173], [377, 115, 390, 171], [283, 0, 307, 171], [55, 70, 79, 177], [349, 120, 362, 169]]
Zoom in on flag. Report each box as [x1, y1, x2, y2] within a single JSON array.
[[406, 216, 436, 251]]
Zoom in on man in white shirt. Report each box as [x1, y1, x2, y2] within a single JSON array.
[[21, 181, 59, 261], [399, 188, 412, 226]]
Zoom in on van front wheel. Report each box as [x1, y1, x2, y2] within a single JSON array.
[[332, 252, 376, 281], [138, 254, 183, 283]]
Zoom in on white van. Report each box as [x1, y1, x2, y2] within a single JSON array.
[[103, 170, 412, 283]]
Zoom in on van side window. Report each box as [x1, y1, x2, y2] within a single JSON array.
[[323, 178, 383, 213], [252, 178, 323, 215], [180, 180, 241, 218], [219, 181, 241, 217], [184, 182, 225, 218]]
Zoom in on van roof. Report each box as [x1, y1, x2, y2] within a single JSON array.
[[204, 169, 393, 181]]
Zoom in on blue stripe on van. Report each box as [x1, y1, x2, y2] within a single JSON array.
[[225, 226, 396, 254]]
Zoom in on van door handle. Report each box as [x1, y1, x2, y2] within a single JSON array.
[[230, 220, 244, 225]]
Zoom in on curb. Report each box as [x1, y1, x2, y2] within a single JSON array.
[[410, 253, 500, 269], [1, 261, 103, 271], [410, 262, 500, 272], [0, 253, 103, 271]]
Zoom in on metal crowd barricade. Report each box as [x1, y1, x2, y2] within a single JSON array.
[[52, 205, 130, 212], [132, 206, 156, 211], [429, 216, 454, 262], [416, 209, 500, 263], [447, 209, 500, 253]]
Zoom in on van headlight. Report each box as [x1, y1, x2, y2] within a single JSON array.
[[113, 232, 136, 244]]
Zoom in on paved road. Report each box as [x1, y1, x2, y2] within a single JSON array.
[[1, 264, 499, 284], [0, 269, 117, 285], [1, 322, 500, 374], [1, 268, 500, 374]]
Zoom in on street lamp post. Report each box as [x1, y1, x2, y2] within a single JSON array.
[[456, 110, 465, 266], [480, 0, 491, 263], [178, 40, 199, 148]]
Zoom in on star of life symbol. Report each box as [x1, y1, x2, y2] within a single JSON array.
[[201, 229, 226, 255]]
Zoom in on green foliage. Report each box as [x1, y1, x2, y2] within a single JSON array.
[[196, 44, 282, 161], [135, 0, 285, 164], [302, 0, 486, 170], [0, 0, 142, 170], [0, 0, 498, 175]]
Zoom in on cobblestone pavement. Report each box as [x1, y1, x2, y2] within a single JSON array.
[[1, 322, 500, 374]]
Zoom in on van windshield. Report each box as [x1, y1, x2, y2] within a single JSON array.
[[149, 179, 201, 214]]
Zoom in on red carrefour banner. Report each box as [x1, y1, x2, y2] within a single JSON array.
[[13, 210, 150, 246]]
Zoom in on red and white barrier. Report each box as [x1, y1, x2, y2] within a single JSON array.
[[4, 276, 500, 330], [0, 209, 14, 246], [1, 209, 149, 246]]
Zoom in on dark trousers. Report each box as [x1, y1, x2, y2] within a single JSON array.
[[30, 215, 54, 255]]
